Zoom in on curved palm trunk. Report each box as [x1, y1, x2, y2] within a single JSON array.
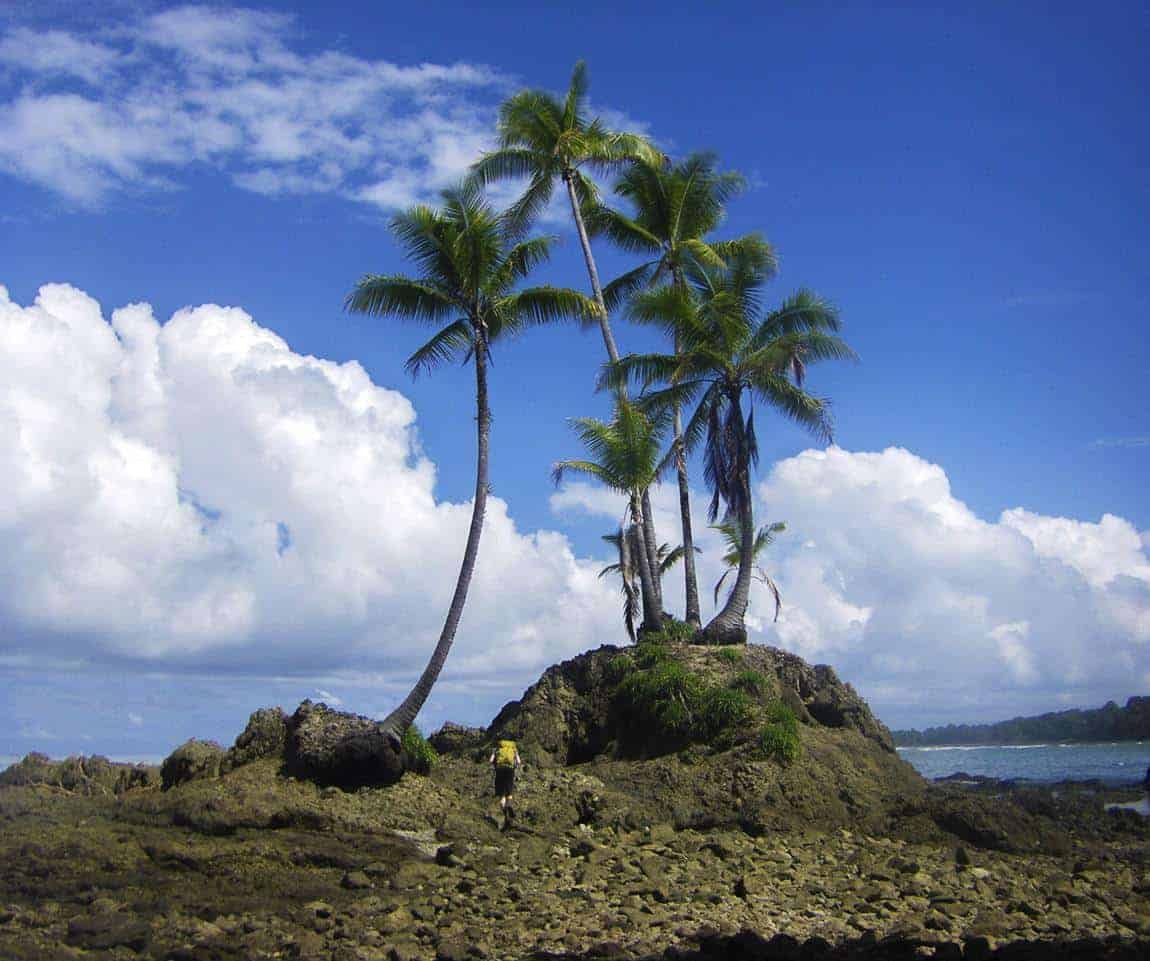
[[700, 472, 753, 646], [564, 169, 664, 616], [380, 329, 491, 737], [630, 491, 662, 632]]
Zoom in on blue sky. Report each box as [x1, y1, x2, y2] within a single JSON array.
[[1, 1, 1148, 762]]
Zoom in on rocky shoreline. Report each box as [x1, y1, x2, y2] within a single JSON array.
[[2, 642, 1148, 959]]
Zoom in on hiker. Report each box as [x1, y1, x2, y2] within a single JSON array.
[[490, 739, 521, 819]]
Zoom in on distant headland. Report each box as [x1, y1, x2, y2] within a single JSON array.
[[893, 696, 1150, 747]]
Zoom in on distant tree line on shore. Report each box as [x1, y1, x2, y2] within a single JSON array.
[[893, 696, 1150, 747]]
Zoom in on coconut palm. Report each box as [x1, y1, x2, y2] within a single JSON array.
[[590, 154, 775, 627], [471, 61, 662, 362], [472, 63, 667, 605], [347, 181, 599, 760], [712, 519, 786, 621], [600, 527, 690, 641], [553, 401, 670, 632], [606, 248, 854, 645]]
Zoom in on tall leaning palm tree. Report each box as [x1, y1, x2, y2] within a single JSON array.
[[472, 64, 668, 608], [347, 182, 598, 767], [589, 153, 774, 627], [553, 401, 670, 633], [608, 248, 854, 645]]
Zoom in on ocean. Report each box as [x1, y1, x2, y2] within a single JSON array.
[[897, 740, 1150, 785]]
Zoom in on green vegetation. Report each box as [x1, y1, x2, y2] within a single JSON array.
[[632, 640, 672, 669], [757, 702, 802, 765], [729, 669, 768, 695], [400, 725, 439, 775], [643, 619, 697, 646], [698, 687, 756, 746], [715, 647, 743, 666], [611, 646, 799, 762]]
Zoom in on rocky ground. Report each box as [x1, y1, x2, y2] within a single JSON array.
[[2, 642, 1148, 960]]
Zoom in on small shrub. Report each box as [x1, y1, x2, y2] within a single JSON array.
[[715, 647, 743, 665], [615, 660, 703, 746], [657, 619, 698, 645], [757, 701, 801, 765], [729, 669, 768, 696], [401, 724, 438, 775], [633, 641, 671, 670], [698, 687, 756, 743], [605, 653, 634, 683]]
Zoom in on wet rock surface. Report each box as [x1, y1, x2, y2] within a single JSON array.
[[3, 643, 1147, 959]]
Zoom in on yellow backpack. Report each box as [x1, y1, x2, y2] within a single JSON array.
[[495, 740, 517, 768]]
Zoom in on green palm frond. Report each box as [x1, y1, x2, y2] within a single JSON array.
[[501, 286, 601, 331], [602, 261, 659, 313], [345, 275, 456, 323], [404, 319, 474, 377]]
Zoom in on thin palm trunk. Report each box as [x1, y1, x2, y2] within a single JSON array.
[[630, 491, 662, 631], [563, 172, 619, 363], [380, 328, 490, 737], [563, 169, 664, 613], [672, 327, 701, 626], [640, 488, 663, 612]]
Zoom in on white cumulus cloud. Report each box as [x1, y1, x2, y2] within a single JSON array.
[[759, 447, 1150, 724], [0, 282, 621, 705]]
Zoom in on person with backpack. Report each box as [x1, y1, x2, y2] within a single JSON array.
[[489, 739, 521, 822]]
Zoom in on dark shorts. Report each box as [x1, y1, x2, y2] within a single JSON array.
[[494, 766, 516, 797]]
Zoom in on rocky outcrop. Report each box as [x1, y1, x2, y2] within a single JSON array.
[[0, 752, 158, 795], [282, 700, 403, 788], [160, 739, 226, 790], [485, 642, 897, 766], [225, 706, 287, 770], [427, 722, 486, 757]]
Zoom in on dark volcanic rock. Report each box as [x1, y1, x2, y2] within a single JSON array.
[[225, 706, 287, 770], [283, 700, 403, 788], [160, 739, 226, 790], [428, 722, 486, 757]]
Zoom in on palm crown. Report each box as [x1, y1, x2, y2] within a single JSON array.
[[347, 182, 599, 373], [591, 153, 774, 309], [605, 245, 854, 643], [471, 61, 662, 234]]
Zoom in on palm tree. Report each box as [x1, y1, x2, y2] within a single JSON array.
[[347, 181, 599, 764], [600, 527, 690, 641], [589, 153, 774, 627], [607, 248, 854, 645], [471, 61, 662, 362], [712, 519, 786, 621], [471, 64, 668, 606], [553, 401, 670, 632]]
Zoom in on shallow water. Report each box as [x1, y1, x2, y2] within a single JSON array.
[[897, 740, 1150, 784]]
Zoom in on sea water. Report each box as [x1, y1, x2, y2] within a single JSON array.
[[897, 741, 1150, 784]]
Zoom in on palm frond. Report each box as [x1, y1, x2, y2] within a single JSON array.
[[403, 319, 473, 377], [345, 275, 456, 323], [602, 261, 659, 314]]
